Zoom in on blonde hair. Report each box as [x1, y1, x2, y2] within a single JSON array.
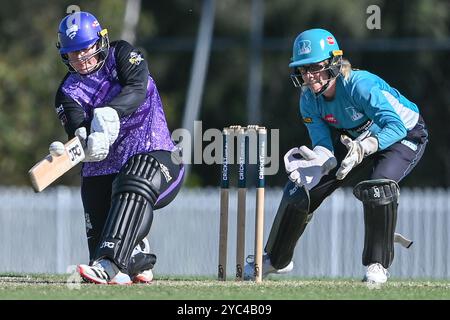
[[340, 57, 353, 80]]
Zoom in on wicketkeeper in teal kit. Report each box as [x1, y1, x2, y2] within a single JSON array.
[[244, 28, 428, 284]]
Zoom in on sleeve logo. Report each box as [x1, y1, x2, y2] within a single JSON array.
[[55, 104, 68, 126], [55, 104, 64, 116], [303, 117, 313, 123], [129, 52, 144, 65]]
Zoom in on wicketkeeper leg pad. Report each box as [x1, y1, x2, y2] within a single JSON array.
[[94, 153, 162, 270], [265, 181, 311, 269], [353, 179, 399, 269]]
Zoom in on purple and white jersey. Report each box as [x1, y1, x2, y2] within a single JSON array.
[[56, 41, 175, 177]]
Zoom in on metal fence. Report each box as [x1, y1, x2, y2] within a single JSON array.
[[0, 186, 448, 279]]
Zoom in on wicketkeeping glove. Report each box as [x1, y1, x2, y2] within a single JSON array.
[[284, 145, 337, 190], [336, 134, 378, 180]]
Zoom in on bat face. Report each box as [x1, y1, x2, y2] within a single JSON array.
[[28, 137, 85, 192]]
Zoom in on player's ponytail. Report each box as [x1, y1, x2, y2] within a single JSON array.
[[341, 58, 352, 80]]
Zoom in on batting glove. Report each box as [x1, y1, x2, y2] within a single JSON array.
[[91, 107, 120, 146], [75, 127, 109, 162]]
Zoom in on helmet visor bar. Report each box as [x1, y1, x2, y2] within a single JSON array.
[[289, 58, 343, 89], [66, 43, 101, 64], [297, 63, 328, 75], [290, 74, 303, 88], [61, 31, 110, 74], [290, 61, 329, 88]]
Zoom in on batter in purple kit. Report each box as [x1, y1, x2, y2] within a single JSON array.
[[54, 11, 184, 284]]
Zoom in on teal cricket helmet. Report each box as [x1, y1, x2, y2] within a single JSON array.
[[289, 29, 342, 68]]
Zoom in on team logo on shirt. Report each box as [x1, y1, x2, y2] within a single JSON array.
[[345, 106, 364, 121], [303, 117, 313, 123], [324, 114, 338, 124], [129, 52, 144, 65]]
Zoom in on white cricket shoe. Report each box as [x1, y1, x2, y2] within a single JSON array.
[[109, 272, 133, 285], [363, 263, 389, 284], [78, 260, 132, 285], [243, 254, 294, 281]]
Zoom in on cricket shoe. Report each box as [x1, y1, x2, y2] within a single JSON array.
[[243, 254, 294, 281], [130, 238, 155, 284], [362, 263, 389, 284], [77, 260, 132, 285], [132, 269, 154, 284]]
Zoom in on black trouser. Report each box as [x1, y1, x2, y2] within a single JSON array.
[[81, 150, 184, 260], [309, 116, 428, 213]]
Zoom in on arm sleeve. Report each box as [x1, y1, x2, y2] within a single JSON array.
[[105, 40, 149, 117], [351, 80, 407, 150], [300, 95, 334, 153], [55, 87, 89, 139]]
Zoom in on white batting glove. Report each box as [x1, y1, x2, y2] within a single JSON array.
[[336, 134, 378, 180], [91, 107, 120, 146], [74, 127, 88, 146], [284, 145, 337, 190], [85, 132, 109, 162], [75, 127, 109, 162]]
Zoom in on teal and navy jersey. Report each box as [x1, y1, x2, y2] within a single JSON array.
[[299, 70, 420, 152]]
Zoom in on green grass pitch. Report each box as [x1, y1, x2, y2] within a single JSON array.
[[1, 273, 449, 300]]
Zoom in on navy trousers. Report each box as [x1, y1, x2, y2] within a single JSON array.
[[308, 116, 428, 213]]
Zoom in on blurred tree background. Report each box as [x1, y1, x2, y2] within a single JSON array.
[[0, 0, 448, 188]]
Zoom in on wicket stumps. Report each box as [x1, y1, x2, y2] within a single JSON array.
[[218, 125, 266, 283]]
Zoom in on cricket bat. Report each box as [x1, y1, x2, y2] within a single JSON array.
[[28, 136, 85, 192]]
